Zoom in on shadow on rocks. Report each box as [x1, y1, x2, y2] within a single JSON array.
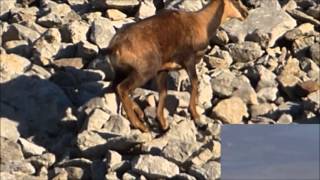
[[0, 75, 76, 157]]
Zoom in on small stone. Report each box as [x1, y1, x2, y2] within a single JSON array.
[[256, 65, 278, 90], [310, 43, 320, 65], [53, 58, 84, 69], [277, 114, 293, 124], [102, 115, 131, 136], [106, 150, 122, 171], [3, 40, 31, 58], [65, 166, 85, 180], [227, 42, 263, 62], [212, 97, 248, 124], [18, 138, 46, 156], [89, 17, 116, 49], [0, 53, 31, 83], [284, 23, 315, 41], [191, 148, 214, 166], [77, 40, 99, 59], [136, 0, 156, 19], [161, 139, 200, 165], [210, 70, 236, 97], [106, 9, 127, 20], [250, 103, 277, 118], [32, 28, 61, 66], [76, 130, 107, 157], [174, 173, 197, 180], [82, 108, 110, 131], [132, 155, 179, 179], [257, 87, 278, 102], [2, 23, 41, 43], [28, 152, 56, 169], [62, 20, 90, 44], [0, 117, 20, 141]]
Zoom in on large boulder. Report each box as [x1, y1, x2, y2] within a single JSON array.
[[131, 155, 180, 179], [0, 54, 31, 83], [222, 1, 296, 47]]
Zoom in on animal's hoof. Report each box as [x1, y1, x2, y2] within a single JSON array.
[[195, 115, 208, 129]]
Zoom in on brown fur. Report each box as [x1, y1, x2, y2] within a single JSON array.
[[104, 0, 248, 132]]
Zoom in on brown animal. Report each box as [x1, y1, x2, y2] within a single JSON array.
[[103, 0, 248, 132]]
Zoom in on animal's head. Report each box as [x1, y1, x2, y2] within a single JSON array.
[[223, 0, 249, 21]]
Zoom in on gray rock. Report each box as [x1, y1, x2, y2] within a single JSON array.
[[257, 87, 278, 102], [165, 0, 204, 11], [64, 167, 85, 179], [306, 5, 320, 19], [1, 160, 36, 175], [0, 117, 20, 141], [210, 70, 236, 97], [106, 150, 122, 171], [310, 43, 320, 65], [132, 155, 179, 179], [88, 56, 115, 81], [77, 40, 99, 59], [37, 1, 80, 28], [293, 36, 315, 57], [106, 9, 127, 20], [0, 0, 16, 20], [277, 114, 293, 124], [28, 152, 56, 169], [227, 42, 263, 62], [0, 53, 31, 83], [249, 116, 276, 124], [18, 138, 46, 157], [53, 58, 84, 69], [89, 17, 116, 49], [212, 97, 248, 124], [250, 103, 277, 117], [256, 65, 278, 90], [32, 28, 62, 65], [161, 139, 200, 165], [24, 64, 51, 79], [288, 9, 320, 26], [188, 161, 221, 180], [3, 40, 32, 58], [136, 0, 156, 19], [277, 58, 303, 98], [76, 130, 108, 157], [284, 23, 315, 41], [9, 6, 38, 23], [165, 120, 198, 142], [0, 137, 24, 163], [303, 90, 320, 114], [0, 75, 72, 136], [2, 23, 41, 43], [202, 161, 221, 179], [205, 48, 233, 69], [102, 114, 131, 136], [232, 78, 259, 105], [222, 4, 296, 47], [90, 0, 140, 9], [61, 21, 90, 44], [82, 108, 110, 131]]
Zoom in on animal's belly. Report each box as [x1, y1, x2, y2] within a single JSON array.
[[160, 62, 182, 71]]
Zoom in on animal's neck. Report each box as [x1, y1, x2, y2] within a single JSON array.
[[196, 0, 226, 38]]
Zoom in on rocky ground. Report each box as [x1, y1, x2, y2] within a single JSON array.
[[0, 0, 319, 179]]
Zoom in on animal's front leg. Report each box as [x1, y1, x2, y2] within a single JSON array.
[[184, 58, 203, 125]]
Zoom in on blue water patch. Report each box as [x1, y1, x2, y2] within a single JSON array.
[[221, 125, 320, 180]]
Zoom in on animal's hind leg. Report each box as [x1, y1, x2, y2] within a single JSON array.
[[156, 71, 169, 131], [116, 70, 149, 132]]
